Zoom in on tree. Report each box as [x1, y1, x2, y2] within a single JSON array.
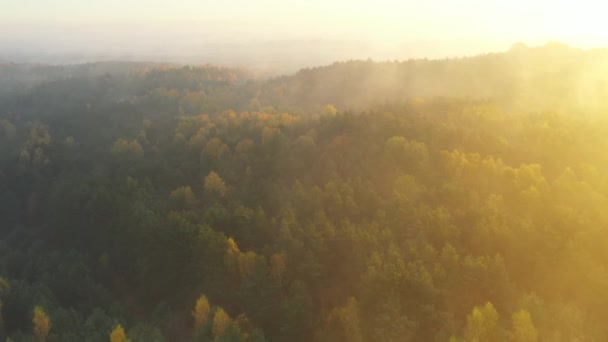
[[204, 138, 230, 160], [213, 308, 232, 337], [33, 306, 51, 342], [373, 293, 417, 342], [235, 138, 255, 155], [204, 171, 228, 198], [0, 278, 9, 339], [323, 297, 363, 342], [321, 104, 338, 116], [225, 237, 241, 281], [111, 138, 144, 160], [128, 322, 166, 342], [270, 252, 287, 284], [235, 313, 255, 336], [19, 148, 30, 164], [261, 127, 280, 145], [0, 278, 9, 307], [110, 324, 131, 342], [511, 310, 538, 342], [465, 302, 501, 342], [193, 295, 211, 331], [170, 186, 198, 209], [238, 251, 258, 280]]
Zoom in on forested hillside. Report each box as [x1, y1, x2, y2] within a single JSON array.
[[258, 42, 608, 113], [2, 44, 608, 341]]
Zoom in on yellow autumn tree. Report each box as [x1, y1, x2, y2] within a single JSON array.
[[110, 324, 130, 342], [193, 295, 211, 330], [511, 310, 538, 342], [213, 308, 232, 337], [169, 186, 197, 208], [465, 302, 500, 342], [321, 104, 338, 116], [224, 237, 241, 280], [32, 306, 51, 341], [224, 237, 258, 284], [204, 171, 227, 198]]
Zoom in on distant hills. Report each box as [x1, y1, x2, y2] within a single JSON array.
[[256, 42, 608, 113], [2, 42, 608, 115]]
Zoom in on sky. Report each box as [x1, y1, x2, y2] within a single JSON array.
[[1, 0, 606, 64]]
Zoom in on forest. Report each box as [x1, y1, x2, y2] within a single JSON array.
[[1, 43, 608, 341]]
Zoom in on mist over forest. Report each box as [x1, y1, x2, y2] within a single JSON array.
[[1, 38, 525, 75], [2, 42, 608, 341]]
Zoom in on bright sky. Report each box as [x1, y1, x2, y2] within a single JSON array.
[[1, 0, 606, 59]]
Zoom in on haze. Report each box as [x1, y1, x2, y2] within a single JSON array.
[[2, 0, 606, 69], [4, 1, 608, 341]]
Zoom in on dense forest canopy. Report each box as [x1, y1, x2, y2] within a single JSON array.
[[1, 43, 608, 341]]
